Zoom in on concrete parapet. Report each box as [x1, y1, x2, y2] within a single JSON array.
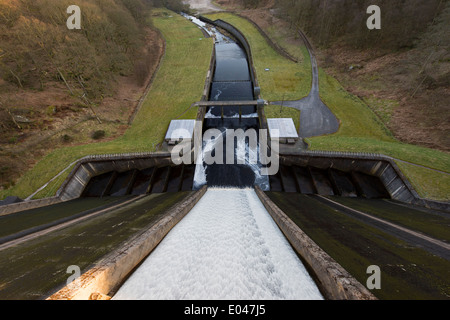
[[47, 186, 208, 300], [0, 197, 62, 216], [254, 186, 377, 300]]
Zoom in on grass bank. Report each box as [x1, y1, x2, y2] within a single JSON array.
[[206, 13, 449, 201], [0, 9, 213, 200]]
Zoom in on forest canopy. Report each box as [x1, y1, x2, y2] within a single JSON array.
[[0, 0, 185, 101], [243, 0, 447, 50]]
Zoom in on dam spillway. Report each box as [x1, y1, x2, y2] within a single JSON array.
[[112, 188, 323, 300], [112, 16, 323, 300]]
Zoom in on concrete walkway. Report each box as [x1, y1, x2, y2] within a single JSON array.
[[271, 31, 339, 138]]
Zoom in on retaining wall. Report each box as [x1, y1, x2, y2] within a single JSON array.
[[280, 152, 449, 211], [47, 186, 207, 300], [0, 197, 62, 216], [57, 153, 173, 202]]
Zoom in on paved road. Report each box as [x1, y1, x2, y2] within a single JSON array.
[[271, 31, 340, 138]]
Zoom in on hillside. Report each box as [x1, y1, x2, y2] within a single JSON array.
[[0, 0, 164, 191], [0, 6, 213, 200], [217, 0, 450, 152]]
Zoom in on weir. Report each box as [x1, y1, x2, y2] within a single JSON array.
[[113, 188, 323, 300]]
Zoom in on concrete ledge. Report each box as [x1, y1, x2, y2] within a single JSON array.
[[254, 186, 377, 300], [0, 197, 61, 216], [47, 186, 208, 300]]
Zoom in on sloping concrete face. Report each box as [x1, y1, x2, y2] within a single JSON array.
[[47, 186, 208, 300], [254, 186, 377, 300]]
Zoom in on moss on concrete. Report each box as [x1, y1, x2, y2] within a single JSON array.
[[0, 197, 130, 239], [327, 196, 450, 242], [0, 191, 193, 300], [266, 192, 450, 300]]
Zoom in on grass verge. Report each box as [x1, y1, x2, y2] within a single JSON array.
[[0, 9, 213, 200], [264, 105, 300, 131]]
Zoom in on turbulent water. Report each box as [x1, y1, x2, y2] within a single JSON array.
[[112, 188, 323, 300]]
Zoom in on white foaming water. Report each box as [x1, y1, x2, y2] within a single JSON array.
[[193, 130, 226, 190], [193, 141, 208, 190], [113, 188, 323, 300], [235, 137, 270, 191], [204, 108, 259, 119], [192, 129, 270, 190]]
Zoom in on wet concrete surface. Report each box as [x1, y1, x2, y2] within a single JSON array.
[[266, 192, 450, 299]]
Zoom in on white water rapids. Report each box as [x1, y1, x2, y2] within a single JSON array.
[[113, 188, 323, 300]]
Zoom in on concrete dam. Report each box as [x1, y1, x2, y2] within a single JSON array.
[[0, 13, 449, 301]]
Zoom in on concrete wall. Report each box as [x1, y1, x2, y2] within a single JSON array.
[[254, 186, 377, 300], [57, 153, 173, 202], [47, 186, 208, 300]]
